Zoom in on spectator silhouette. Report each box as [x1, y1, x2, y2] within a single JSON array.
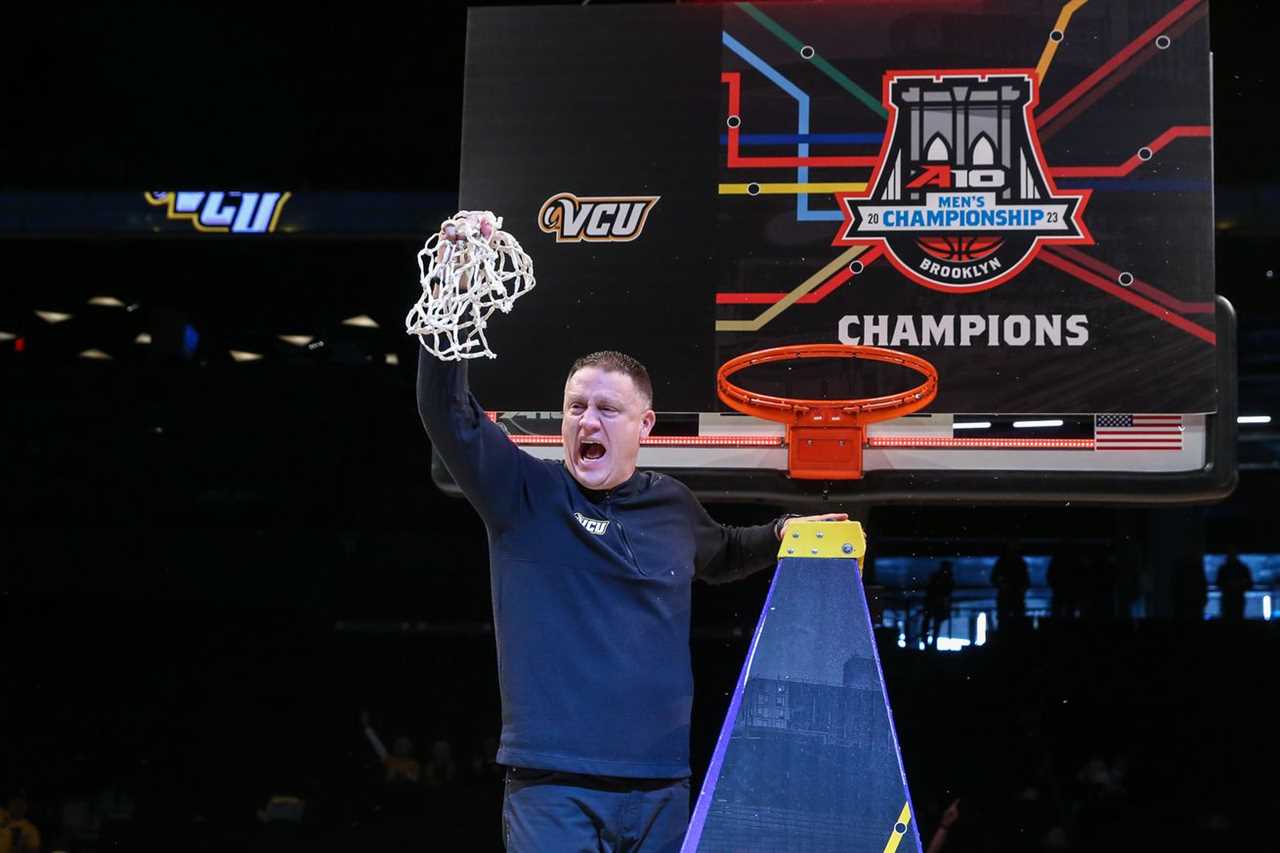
[[361, 711, 424, 820], [361, 711, 422, 784], [922, 561, 955, 646], [991, 542, 1030, 631], [1047, 548, 1081, 620], [423, 739, 458, 789], [1, 797, 42, 853], [1216, 552, 1252, 621]]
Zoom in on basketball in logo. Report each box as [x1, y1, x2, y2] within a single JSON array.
[[916, 236, 1004, 263]]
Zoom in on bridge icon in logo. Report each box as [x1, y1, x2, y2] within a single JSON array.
[[835, 70, 1091, 293]]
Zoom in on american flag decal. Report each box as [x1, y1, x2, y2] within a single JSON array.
[[1094, 414, 1183, 451]]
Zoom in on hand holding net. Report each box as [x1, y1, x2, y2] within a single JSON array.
[[405, 210, 536, 360]]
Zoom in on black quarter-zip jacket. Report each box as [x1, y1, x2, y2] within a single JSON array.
[[417, 350, 781, 778]]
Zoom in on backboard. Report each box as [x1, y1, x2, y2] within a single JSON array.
[[433, 0, 1235, 506]]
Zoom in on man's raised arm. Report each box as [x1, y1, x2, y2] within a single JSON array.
[[416, 346, 529, 527]]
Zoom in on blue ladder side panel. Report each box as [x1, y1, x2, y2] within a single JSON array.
[[683, 556, 922, 853]]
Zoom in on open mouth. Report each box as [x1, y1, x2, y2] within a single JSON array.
[[580, 440, 606, 461]]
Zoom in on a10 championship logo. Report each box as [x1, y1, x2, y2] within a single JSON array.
[[835, 70, 1092, 292]]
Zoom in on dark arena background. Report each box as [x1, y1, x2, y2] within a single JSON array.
[[2, 1, 1278, 851]]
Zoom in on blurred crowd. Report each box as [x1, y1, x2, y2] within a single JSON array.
[[3, 551, 1273, 852]]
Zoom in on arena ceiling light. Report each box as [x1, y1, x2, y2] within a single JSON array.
[[79, 349, 112, 360], [385, 353, 400, 365], [88, 296, 126, 307], [342, 315, 379, 328], [1237, 415, 1272, 425], [35, 310, 72, 324], [0, 331, 16, 342], [1012, 419, 1064, 428], [278, 335, 315, 346], [134, 333, 152, 345], [230, 350, 264, 362], [952, 421, 992, 430]]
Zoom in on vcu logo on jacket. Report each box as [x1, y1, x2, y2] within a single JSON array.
[[574, 513, 611, 535]]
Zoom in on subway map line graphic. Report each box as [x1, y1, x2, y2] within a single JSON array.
[[737, 1, 886, 120], [1035, 0, 1091, 84], [716, 0, 1214, 345], [719, 32, 856, 222], [1048, 126, 1211, 178], [1036, 0, 1207, 139], [715, 246, 879, 333], [721, 72, 877, 169]]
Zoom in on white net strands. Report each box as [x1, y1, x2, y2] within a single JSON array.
[[405, 211, 536, 360]]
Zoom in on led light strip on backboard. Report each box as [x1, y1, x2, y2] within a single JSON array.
[[491, 412, 1208, 474]]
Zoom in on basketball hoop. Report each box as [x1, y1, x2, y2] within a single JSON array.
[[716, 344, 938, 480]]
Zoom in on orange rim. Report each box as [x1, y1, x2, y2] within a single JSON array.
[[716, 344, 939, 425]]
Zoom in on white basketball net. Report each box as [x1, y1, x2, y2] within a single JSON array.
[[405, 210, 536, 360]]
